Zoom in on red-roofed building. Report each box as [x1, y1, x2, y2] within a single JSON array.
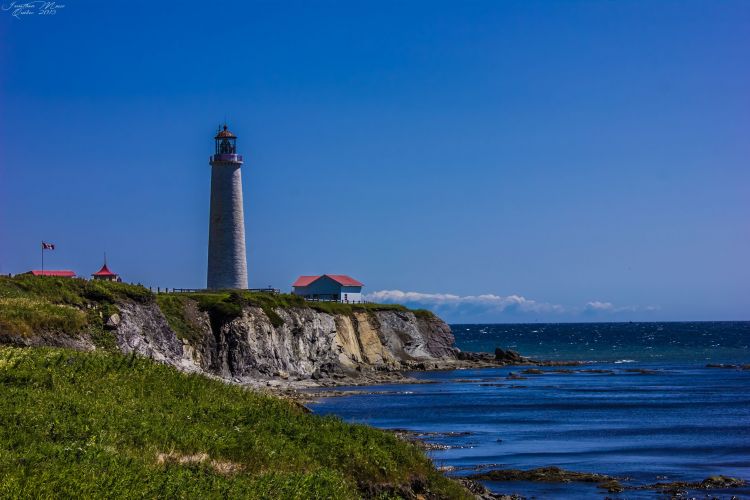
[[25, 270, 76, 277], [92, 261, 121, 282], [292, 274, 364, 303]]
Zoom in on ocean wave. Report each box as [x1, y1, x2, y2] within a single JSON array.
[[614, 359, 637, 364]]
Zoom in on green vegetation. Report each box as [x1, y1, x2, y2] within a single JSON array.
[[0, 275, 151, 345], [0, 347, 468, 499], [0, 275, 435, 345]]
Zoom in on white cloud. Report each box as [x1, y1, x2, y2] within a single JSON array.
[[584, 301, 661, 314], [584, 301, 615, 311], [365, 290, 565, 314], [366, 290, 660, 318]]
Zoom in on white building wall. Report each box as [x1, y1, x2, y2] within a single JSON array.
[[339, 291, 362, 303]]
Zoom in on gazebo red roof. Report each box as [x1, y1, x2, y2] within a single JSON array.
[[92, 264, 118, 277]]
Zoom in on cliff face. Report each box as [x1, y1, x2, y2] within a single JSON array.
[[113, 300, 457, 383]]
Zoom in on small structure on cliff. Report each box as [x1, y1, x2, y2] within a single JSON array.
[[292, 274, 363, 302], [24, 270, 76, 277], [91, 257, 121, 282]]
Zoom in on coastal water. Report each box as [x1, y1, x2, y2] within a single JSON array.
[[309, 322, 750, 499]]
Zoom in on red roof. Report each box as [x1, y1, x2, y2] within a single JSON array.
[[92, 264, 118, 277], [292, 274, 364, 288], [292, 275, 320, 287], [28, 270, 76, 277]]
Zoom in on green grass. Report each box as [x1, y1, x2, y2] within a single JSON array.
[[0, 275, 436, 346], [0, 347, 469, 499], [154, 295, 205, 342], [0, 275, 151, 345]]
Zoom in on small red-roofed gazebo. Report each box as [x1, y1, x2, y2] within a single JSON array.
[[92, 261, 120, 282]]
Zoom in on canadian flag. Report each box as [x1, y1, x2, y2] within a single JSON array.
[[41, 242, 55, 250]]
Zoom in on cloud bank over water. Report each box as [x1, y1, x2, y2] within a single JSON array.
[[365, 290, 659, 323]]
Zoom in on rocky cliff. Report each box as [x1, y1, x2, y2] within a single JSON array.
[[0, 277, 461, 385], [114, 300, 458, 384]]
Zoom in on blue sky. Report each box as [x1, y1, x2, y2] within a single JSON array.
[[1, 1, 748, 323]]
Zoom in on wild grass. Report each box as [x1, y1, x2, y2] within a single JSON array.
[[0, 275, 151, 343], [0, 275, 435, 345], [0, 347, 468, 499]]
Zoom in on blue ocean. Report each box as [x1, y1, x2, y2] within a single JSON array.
[[309, 322, 750, 499]]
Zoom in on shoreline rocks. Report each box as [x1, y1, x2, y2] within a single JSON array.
[[466, 466, 747, 496]]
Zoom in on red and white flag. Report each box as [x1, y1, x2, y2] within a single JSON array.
[[41, 242, 55, 250]]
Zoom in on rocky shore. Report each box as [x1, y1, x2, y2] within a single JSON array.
[[466, 466, 747, 497], [3, 293, 588, 394]]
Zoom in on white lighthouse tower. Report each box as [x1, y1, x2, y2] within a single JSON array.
[[207, 124, 248, 289]]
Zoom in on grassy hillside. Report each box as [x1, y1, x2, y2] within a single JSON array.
[[0, 346, 467, 499], [0, 275, 434, 344], [0, 275, 151, 347]]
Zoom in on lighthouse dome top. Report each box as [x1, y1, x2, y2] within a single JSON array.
[[215, 124, 236, 139]]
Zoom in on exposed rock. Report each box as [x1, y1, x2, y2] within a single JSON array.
[[700, 475, 746, 489], [633, 475, 747, 493], [495, 347, 524, 363], [596, 479, 624, 493], [110, 300, 460, 384], [468, 466, 613, 484], [457, 351, 494, 362], [467, 467, 747, 496], [521, 368, 544, 375], [104, 313, 120, 330], [457, 478, 525, 500], [623, 368, 660, 375]]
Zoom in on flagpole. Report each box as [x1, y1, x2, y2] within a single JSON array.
[[41, 242, 44, 274]]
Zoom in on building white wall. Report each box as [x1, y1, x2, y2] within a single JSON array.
[[339, 291, 362, 303], [207, 159, 248, 289]]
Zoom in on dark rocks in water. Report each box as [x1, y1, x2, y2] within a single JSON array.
[[468, 467, 747, 496], [700, 475, 746, 489], [535, 360, 586, 366], [706, 363, 747, 370], [521, 368, 544, 375], [642, 475, 747, 493], [495, 347, 524, 363], [457, 478, 524, 500], [623, 368, 660, 375], [579, 368, 615, 374], [597, 479, 625, 493], [468, 466, 614, 484], [388, 428, 474, 451], [506, 372, 527, 380], [456, 351, 494, 362]]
